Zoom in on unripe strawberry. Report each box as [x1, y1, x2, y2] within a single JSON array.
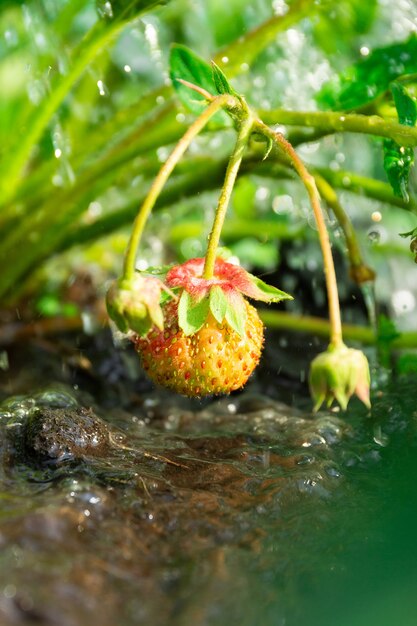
[[135, 299, 263, 396], [133, 257, 292, 397], [106, 274, 166, 336], [309, 343, 371, 411]]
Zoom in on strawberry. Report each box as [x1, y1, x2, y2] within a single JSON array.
[[135, 298, 263, 396], [133, 257, 292, 397]]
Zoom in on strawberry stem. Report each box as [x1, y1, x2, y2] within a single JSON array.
[[254, 119, 343, 348], [203, 108, 253, 279], [122, 94, 235, 282]]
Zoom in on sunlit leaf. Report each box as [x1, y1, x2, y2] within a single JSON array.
[[169, 44, 228, 124]]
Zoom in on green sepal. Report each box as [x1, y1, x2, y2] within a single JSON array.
[[247, 274, 293, 303], [262, 136, 274, 161], [399, 227, 417, 239], [211, 61, 237, 96], [178, 290, 210, 336], [225, 297, 247, 337], [209, 285, 228, 323]]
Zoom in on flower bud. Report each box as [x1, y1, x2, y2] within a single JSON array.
[[106, 274, 165, 336], [309, 344, 371, 412]]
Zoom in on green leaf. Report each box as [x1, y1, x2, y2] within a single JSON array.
[[209, 286, 228, 323], [383, 83, 416, 201], [169, 45, 228, 124], [391, 82, 417, 127], [247, 274, 293, 303], [317, 35, 417, 110], [313, 0, 377, 56], [178, 290, 210, 336], [211, 61, 235, 96], [225, 299, 247, 337], [383, 140, 414, 201]]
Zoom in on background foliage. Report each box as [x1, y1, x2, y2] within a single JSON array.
[[1, 0, 416, 349]]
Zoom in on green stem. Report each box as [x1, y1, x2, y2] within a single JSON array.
[[203, 111, 253, 279], [122, 94, 234, 281], [315, 167, 417, 214], [259, 309, 417, 348], [258, 108, 417, 147], [255, 119, 343, 347], [314, 173, 375, 284]]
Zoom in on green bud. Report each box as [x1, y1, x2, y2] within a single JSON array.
[[309, 344, 371, 412], [106, 274, 166, 336]]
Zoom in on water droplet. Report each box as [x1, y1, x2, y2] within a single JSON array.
[[392, 290, 415, 315], [97, 1, 114, 19], [255, 186, 269, 201], [360, 46, 370, 56], [97, 80, 108, 96], [221, 56, 229, 64], [124, 64, 132, 73], [367, 230, 381, 244]]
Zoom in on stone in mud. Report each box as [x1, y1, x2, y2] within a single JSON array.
[[25, 406, 111, 462]]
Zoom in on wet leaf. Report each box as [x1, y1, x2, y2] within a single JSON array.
[[383, 83, 416, 201], [317, 35, 417, 110], [391, 82, 417, 127], [313, 0, 377, 55], [169, 44, 228, 124], [383, 140, 414, 201]]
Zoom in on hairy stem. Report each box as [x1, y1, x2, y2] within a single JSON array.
[[122, 94, 234, 281], [258, 108, 417, 147], [255, 119, 343, 347], [203, 111, 253, 279]]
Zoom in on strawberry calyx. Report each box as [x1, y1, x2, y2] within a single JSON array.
[[106, 273, 170, 336], [166, 257, 292, 336]]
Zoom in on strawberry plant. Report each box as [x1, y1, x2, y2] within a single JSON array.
[[106, 48, 371, 408]]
